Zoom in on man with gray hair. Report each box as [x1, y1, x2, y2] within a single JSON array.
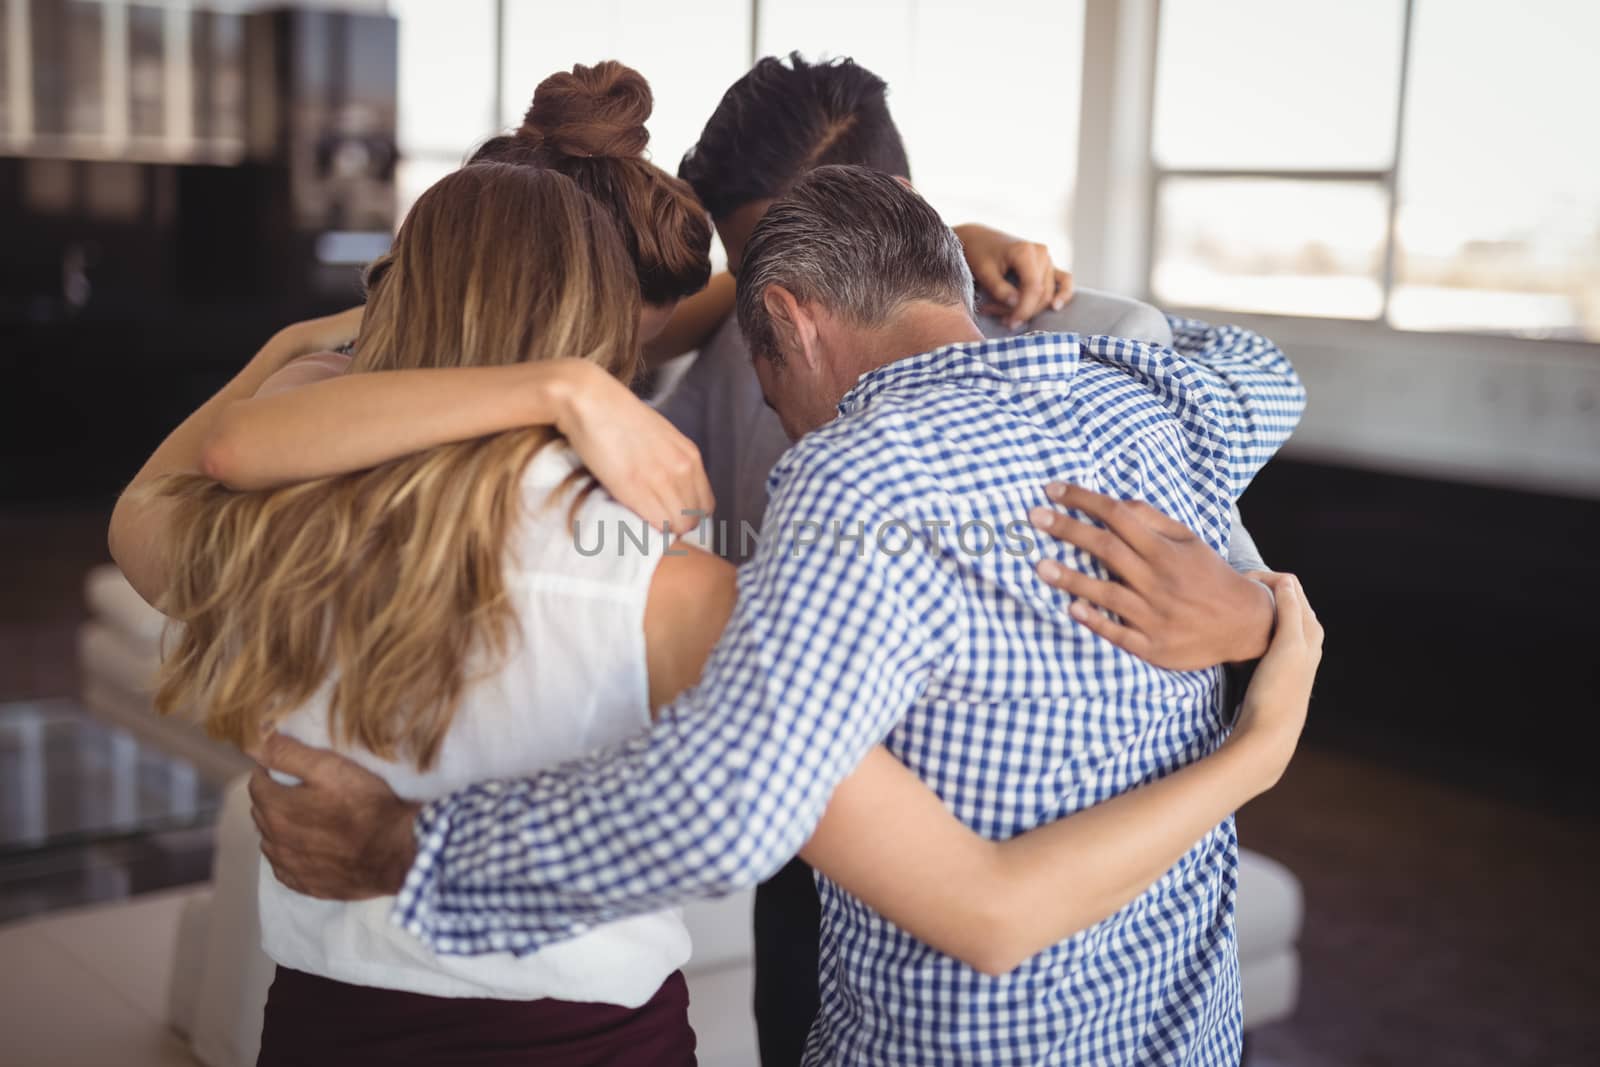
[[736, 167, 984, 441], [258, 165, 1307, 1065]]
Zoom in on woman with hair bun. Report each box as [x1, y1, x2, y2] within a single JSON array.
[[470, 60, 714, 341]]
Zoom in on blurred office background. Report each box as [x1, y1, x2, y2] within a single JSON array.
[[1, 2, 1596, 1065]]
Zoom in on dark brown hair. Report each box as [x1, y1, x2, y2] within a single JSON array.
[[473, 61, 712, 306], [679, 53, 910, 221]]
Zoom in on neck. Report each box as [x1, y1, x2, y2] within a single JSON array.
[[844, 302, 984, 382]]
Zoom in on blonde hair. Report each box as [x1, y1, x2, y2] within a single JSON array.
[[152, 163, 641, 770]]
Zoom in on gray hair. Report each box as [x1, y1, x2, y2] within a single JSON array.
[[736, 165, 973, 363]]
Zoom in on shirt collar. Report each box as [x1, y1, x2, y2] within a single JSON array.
[[836, 331, 1083, 417]]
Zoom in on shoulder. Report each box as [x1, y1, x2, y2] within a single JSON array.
[[765, 406, 943, 526], [649, 542, 736, 606], [980, 288, 1172, 346], [508, 444, 679, 592]]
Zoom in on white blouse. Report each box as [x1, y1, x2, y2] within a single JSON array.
[[257, 444, 691, 1005]]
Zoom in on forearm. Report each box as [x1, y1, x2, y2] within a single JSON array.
[[803, 736, 1275, 976], [108, 316, 345, 605], [203, 360, 584, 490], [641, 272, 735, 368], [398, 695, 858, 955], [985, 738, 1271, 966]]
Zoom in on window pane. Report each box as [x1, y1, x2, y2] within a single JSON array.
[[1392, 0, 1600, 341], [1152, 178, 1387, 319], [1153, 0, 1404, 170], [501, 0, 751, 177], [902, 0, 1081, 264], [757, 0, 1082, 262], [756, 0, 915, 95], [391, 0, 496, 159]]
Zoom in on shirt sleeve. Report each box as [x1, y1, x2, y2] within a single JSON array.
[[1081, 317, 1307, 498], [391, 456, 959, 956]]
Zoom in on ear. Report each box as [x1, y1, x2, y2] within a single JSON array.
[[893, 175, 915, 192], [762, 285, 822, 373]]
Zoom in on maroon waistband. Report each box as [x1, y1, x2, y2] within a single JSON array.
[[256, 965, 696, 1067]]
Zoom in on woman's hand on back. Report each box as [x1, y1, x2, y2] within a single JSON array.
[[1228, 572, 1323, 789], [553, 361, 714, 536]]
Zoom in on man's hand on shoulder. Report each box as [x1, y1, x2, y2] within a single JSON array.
[[248, 733, 420, 900], [952, 223, 1074, 330], [1028, 482, 1275, 671]]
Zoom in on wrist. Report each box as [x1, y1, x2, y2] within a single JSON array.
[[377, 799, 422, 895], [1227, 578, 1276, 664], [1220, 723, 1289, 798], [540, 360, 595, 433]]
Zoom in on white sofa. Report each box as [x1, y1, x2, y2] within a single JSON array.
[[8, 565, 1301, 1064]]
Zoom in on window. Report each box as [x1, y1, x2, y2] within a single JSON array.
[[390, 0, 498, 222], [392, 0, 751, 238], [500, 0, 750, 180], [1149, 0, 1600, 342], [392, 1, 1085, 264], [757, 0, 1083, 264]]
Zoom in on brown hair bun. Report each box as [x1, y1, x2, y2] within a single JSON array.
[[520, 60, 651, 160]]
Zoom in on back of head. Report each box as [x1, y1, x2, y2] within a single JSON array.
[[473, 60, 712, 306], [679, 52, 911, 220], [154, 163, 638, 771], [356, 161, 640, 378], [736, 165, 971, 363]]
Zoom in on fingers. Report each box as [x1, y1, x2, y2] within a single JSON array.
[[685, 447, 715, 534], [1035, 558, 1152, 629], [1051, 269, 1074, 311], [1044, 482, 1192, 551], [1029, 505, 1156, 589], [970, 260, 1020, 317], [1259, 573, 1319, 657], [1278, 574, 1324, 653], [259, 839, 307, 895], [1051, 482, 1197, 543], [1064, 598, 1154, 661], [257, 731, 347, 783], [666, 464, 713, 535], [1006, 245, 1053, 327], [247, 766, 277, 839]]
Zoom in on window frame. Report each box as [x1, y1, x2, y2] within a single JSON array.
[[1138, 0, 1600, 352]]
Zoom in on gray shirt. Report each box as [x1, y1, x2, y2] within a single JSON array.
[[657, 287, 1266, 572]]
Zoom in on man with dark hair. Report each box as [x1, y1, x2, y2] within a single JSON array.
[[659, 52, 1282, 1066], [678, 53, 912, 223]]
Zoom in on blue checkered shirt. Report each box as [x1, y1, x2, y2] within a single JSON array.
[[394, 316, 1305, 1065]]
